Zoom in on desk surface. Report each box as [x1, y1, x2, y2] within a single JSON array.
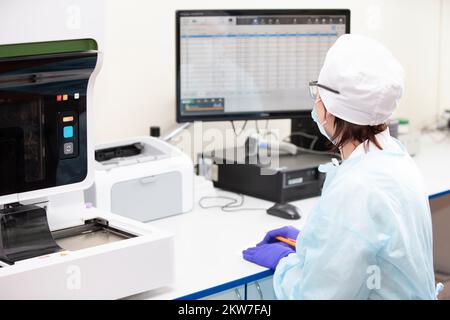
[[413, 133, 450, 198], [132, 134, 450, 300]]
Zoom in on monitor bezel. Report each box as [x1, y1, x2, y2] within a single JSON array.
[[175, 9, 350, 123]]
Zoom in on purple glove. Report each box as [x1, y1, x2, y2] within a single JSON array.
[[257, 226, 300, 247], [243, 243, 294, 270]]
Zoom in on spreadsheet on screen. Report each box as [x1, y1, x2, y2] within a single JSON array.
[[179, 14, 347, 116]]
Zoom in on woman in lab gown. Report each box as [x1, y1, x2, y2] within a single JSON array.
[[243, 34, 438, 299]]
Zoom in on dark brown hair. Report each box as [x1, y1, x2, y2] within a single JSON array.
[[329, 114, 387, 152]]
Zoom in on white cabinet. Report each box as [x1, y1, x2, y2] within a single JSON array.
[[246, 276, 276, 300], [201, 285, 245, 300]]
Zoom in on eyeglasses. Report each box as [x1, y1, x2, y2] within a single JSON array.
[[309, 81, 340, 99]]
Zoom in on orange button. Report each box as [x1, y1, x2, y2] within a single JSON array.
[[63, 116, 74, 123], [63, 94, 68, 101]]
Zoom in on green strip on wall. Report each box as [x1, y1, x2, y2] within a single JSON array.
[[0, 39, 98, 59]]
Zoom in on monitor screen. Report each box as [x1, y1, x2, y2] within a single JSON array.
[[176, 10, 350, 122]]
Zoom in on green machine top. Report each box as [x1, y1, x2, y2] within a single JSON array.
[[0, 38, 98, 59]]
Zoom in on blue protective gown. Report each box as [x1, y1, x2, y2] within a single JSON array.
[[274, 130, 436, 299]]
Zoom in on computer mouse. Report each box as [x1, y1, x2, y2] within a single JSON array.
[[266, 203, 301, 220]]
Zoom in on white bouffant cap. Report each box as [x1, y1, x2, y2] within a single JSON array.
[[318, 34, 404, 126]]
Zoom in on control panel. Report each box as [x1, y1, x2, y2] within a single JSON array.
[[59, 113, 78, 158]]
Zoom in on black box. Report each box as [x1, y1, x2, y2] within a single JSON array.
[[203, 148, 334, 203]]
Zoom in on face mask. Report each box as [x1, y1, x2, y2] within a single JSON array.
[[311, 107, 335, 144]]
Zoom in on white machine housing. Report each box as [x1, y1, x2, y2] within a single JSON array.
[[0, 0, 104, 207], [0, 192, 175, 299], [0, 37, 175, 298], [86, 136, 194, 222]]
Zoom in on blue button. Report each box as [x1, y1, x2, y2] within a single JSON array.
[[63, 126, 74, 138]]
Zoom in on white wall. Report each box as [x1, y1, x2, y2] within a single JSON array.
[[439, 0, 450, 113], [92, 0, 447, 149], [0, 0, 104, 48]]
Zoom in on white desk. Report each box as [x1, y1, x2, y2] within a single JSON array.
[[413, 133, 450, 198], [132, 134, 450, 300]]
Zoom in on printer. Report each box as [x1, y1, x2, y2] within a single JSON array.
[[85, 136, 194, 222], [0, 39, 174, 299]]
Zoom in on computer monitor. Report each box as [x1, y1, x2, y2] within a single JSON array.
[[176, 9, 350, 123]]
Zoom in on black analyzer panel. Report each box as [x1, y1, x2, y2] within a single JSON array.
[[0, 48, 98, 196]]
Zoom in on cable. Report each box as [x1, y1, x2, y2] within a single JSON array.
[[263, 130, 279, 139], [282, 131, 341, 157], [255, 120, 271, 136], [255, 120, 278, 139], [231, 120, 248, 137], [255, 120, 261, 135], [262, 120, 278, 139], [199, 193, 267, 212], [295, 146, 341, 158], [285, 131, 319, 150], [199, 195, 238, 209]]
